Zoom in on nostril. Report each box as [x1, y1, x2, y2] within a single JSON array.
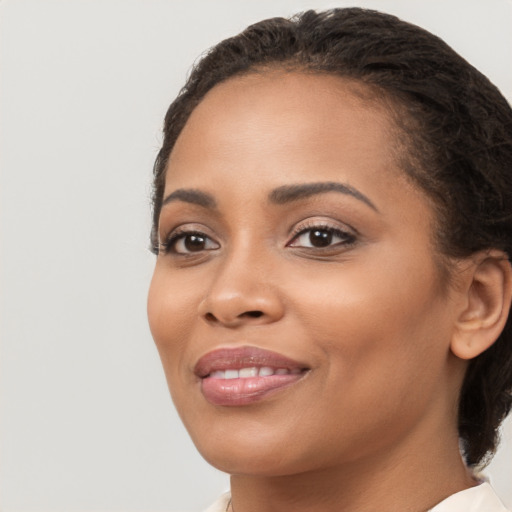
[[202, 310, 265, 325], [244, 311, 263, 318], [205, 312, 217, 322]]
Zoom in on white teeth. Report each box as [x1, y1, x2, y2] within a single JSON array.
[[208, 367, 301, 379], [239, 367, 259, 378], [259, 367, 274, 377]]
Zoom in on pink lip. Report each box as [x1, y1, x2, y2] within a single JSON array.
[[195, 347, 309, 406]]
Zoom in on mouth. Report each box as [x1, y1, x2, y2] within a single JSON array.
[[194, 346, 310, 406]]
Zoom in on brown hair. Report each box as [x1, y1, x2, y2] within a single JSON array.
[[151, 8, 512, 466]]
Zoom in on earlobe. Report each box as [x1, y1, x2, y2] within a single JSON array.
[[451, 250, 512, 360]]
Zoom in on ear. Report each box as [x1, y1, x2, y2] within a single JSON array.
[[451, 250, 512, 360]]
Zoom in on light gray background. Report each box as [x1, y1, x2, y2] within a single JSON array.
[[1, 1, 511, 511]]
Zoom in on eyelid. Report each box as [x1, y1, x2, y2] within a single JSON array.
[[286, 218, 357, 249], [158, 224, 220, 255], [288, 218, 357, 239]]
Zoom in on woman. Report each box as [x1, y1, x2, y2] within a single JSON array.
[[147, 8, 512, 512]]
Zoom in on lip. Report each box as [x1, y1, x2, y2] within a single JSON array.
[[195, 346, 309, 406]]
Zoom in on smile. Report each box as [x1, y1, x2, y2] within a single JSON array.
[[210, 367, 302, 379], [194, 347, 309, 406]]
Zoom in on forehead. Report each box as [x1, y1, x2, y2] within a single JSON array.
[[179, 71, 394, 142], [167, 71, 405, 192]]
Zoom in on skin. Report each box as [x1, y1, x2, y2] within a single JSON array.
[[147, 72, 479, 512]]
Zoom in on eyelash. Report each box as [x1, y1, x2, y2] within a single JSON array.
[[159, 228, 219, 255], [159, 222, 356, 255], [287, 222, 356, 250]]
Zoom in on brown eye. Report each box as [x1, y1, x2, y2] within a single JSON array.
[[183, 234, 207, 252], [288, 227, 355, 249], [309, 230, 333, 247], [164, 231, 220, 254]]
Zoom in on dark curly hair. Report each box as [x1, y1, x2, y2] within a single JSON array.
[[151, 8, 512, 467]]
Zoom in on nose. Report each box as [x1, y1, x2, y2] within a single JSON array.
[[198, 249, 285, 328]]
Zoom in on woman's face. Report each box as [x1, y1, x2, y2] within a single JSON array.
[[148, 72, 465, 476]]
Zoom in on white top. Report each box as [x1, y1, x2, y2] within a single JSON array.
[[204, 483, 509, 512], [428, 483, 509, 511]]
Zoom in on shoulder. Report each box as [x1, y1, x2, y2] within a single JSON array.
[[430, 483, 509, 512]]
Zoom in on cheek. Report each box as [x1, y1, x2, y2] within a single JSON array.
[[287, 250, 450, 388], [147, 265, 201, 375], [279, 266, 451, 462]]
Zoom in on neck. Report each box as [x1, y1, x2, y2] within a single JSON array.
[[229, 425, 477, 512]]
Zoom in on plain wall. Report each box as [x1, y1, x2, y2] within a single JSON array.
[[1, 1, 511, 511]]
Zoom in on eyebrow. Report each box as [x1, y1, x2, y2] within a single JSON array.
[[269, 181, 378, 211], [161, 182, 377, 212], [161, 189, 217, 209]]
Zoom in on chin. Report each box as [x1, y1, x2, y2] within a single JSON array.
[[194, 433, 273, 471], [200, 448, 308, 477], [187, 419, 346, 478]]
